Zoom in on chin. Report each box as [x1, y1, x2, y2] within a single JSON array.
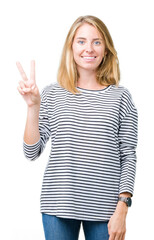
[[79, 65, 99, 72]]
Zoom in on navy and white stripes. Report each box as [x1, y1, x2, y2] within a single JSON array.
[[23, 83, 138, 221]]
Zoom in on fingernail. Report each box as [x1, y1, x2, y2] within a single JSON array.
[[31, 85, 35, 90]]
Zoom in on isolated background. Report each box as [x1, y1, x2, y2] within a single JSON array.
[[0, 0, 153, 239]]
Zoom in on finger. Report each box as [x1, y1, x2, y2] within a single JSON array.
[[19, 79, 33, 89], [30, 60, 36, 84], [115, 233, 121, 240], [16, 62, 29, 81], [17, 85, 30, 94], [17, 86, 25, 95], [18, 82, 33, 93], [121, 232, 126, 240], [24, 87, 32, 92], [18, 80, 33, 91], [109, 233, 115, 240], [18, 80, 26, 89]]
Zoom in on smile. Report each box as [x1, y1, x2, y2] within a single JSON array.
[[82, 56, 96, 59]]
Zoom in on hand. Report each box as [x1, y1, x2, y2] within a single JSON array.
[[108, 202, 127, 240], [16, 60, 40, 107]]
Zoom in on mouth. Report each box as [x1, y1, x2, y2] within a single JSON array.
[[81, 56, 97, 59]]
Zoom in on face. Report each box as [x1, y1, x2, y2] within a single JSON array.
[[72, 23, 107, 74]]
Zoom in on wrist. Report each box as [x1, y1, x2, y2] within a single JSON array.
[[27, 104, 40, 112], [26, 105, 40, 126], [118, 192, 132, 208], [119, 192, 132, 198], [116, 200, 128, 214]]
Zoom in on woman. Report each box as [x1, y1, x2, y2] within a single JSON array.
[[17, 15, 138, 240]]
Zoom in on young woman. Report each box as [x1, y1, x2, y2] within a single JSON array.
[[17, 15, 138, 240]]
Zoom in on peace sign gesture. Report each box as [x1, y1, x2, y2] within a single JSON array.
[[16, 60, 40, 107]]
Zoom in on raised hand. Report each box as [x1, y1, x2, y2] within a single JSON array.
[[16, 60, 40, 107]]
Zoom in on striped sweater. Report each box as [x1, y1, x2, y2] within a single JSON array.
[[23, 82, 138, 221]]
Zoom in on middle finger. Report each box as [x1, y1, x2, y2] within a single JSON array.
[[30, 60, 35, 84]]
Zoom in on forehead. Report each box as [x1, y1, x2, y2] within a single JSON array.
[[74, 23, 103, 39]]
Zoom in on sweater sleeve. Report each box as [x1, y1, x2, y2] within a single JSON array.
[[23, 88, 51, 160], [118, 89, 138, 196]]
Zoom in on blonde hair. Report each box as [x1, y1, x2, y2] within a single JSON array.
[[57, 15, 120, 94]]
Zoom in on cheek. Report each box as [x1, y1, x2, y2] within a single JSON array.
[[72, 44, 77, 58], [72, 42, 83, 55], [72, 49, 78, 62], [74, 47, 80, 55], [97, 48, 105, 60], [72, 47, 82, 64]]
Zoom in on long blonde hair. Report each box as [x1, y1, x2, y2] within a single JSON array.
[[57, 15, 120, 94]]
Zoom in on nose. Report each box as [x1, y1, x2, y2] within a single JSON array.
[[85, 42, 94, 53]]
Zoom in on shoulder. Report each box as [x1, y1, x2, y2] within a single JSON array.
[[112, 84, 132, 96], [111, 84, 135, 104], [112, 85, 137, 116], [40, 82, 59, 95]]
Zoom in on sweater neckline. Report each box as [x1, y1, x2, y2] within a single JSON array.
[[76, 85, 113, 93]]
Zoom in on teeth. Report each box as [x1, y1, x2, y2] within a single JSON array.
[[83, 57, 95, 59]]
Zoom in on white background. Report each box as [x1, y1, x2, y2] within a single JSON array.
[[0, 0, 154, 239]]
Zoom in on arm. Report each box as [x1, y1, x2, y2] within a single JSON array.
[[24, 105, 40, 144], [108, 192, 129, 240], [17, 60, 41, 145], [108, 89, 138, 240], [22, 88, 51, 160], [24, 88, 51, 160], [17, 61, 51, 160]]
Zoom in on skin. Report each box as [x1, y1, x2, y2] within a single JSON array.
[[17, 23, 132, 240], [72, 23, 132, 240], [16, 61, 40, 144], [72, 23, 107, 90]]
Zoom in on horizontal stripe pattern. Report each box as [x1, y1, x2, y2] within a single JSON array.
[[23, 83, 138, 221]]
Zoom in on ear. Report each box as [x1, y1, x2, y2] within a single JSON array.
[[105, 49, 108, 56]]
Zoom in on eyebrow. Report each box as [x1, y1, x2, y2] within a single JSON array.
[[76, 37, 103, 41]]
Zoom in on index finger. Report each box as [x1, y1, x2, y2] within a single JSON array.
[[16, 61, 29, 81], [30, 60, 36, 84]]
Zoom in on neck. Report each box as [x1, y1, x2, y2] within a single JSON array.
[[77, 68, 98, 89], [77, 69, 106, 90]]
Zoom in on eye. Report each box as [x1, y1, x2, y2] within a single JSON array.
[[94, 41, 101, 45], [78, 40, 85, 45]]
